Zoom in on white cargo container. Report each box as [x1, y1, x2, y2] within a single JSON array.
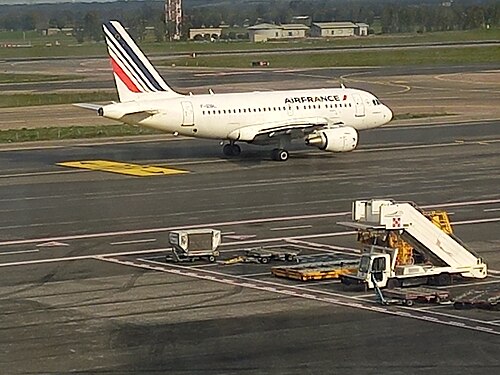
[[168, 229, 221, 262]]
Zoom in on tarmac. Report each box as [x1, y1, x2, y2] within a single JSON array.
[[0, 61, 499, 374]]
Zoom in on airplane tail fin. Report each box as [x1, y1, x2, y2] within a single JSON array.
[[103, 21, 180, 102]]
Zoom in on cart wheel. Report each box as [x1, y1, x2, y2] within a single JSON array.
[[208, 255, 216, 263], [435, 296, 441, 304], [405, 299, 414, 307], [285, 254, 295, 262], [260, 257, 269, 264]]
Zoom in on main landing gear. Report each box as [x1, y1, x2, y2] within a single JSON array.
[[271, 148, 289, 162], [222, 142, 289, 162], [222, 142, 241, 157]]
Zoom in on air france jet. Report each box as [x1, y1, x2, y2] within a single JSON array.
[[80, 21, 392, 161]]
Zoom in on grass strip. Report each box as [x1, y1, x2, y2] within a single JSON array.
[[165, 46, 500, 68], [0, 124, 162, 143], [0, 113, 451, 144], [0, 28, 498, 59], [0, 92, 117, 108], [0, 73, 81, 83]]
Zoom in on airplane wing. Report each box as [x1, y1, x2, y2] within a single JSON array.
[[227, 117, 342, 144]]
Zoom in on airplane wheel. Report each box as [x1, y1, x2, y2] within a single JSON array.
[[272, 148, 289, 161], [231, 144, 241, 156], [223, 144, 233, 156], [223, 144, 241, 157]]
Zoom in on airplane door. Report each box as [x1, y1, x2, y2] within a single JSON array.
[[181, 101, 194, 126], [352, 94, 365, 117]]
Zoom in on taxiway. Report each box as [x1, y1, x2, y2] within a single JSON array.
[[0, 117, 499, 373]]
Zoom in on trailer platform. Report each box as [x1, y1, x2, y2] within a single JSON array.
[[377, 286, 451, 307], [271, 260, 359, 281], [453, 289, 500, 310]]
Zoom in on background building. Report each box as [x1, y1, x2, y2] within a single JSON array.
[[310, 22, 358, 37], [189, 27, 223, 41], [248, 23, 308, 42]]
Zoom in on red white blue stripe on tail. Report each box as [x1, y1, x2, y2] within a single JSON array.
[[103, 21, 179, 102]]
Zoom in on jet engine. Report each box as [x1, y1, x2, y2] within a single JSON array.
[[305, 127, 358, 152]]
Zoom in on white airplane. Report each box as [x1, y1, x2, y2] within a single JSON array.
[[79, 21, 392, 161]]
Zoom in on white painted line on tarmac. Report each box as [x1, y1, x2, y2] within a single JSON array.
[[0, 248, 167, 267], [103, 257, 500, 336], [110, 239, 157, 246], [0, 211, 351, 246], [0, 170, 86, 179], [293, 280, 340, 288], [453, 217, 500, 225], [0, 249, 39, 256], [221, 231, 355, 248], [233, 271, 270, 278], [484, 207, 500, 212], [442, 279, 500, 288], [1, 198, 499, 247], [270, 225, 313, 231], [285, 238, 360, 254]]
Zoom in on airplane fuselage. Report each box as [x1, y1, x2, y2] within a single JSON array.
[[101, 87, 392, 141]]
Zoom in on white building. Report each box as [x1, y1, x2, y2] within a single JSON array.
[[248, 23, 309, 42], [310, 22, 357, 37], [355, 23, 369, 36]]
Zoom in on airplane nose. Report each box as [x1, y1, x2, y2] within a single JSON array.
[[384, 105, 393, 122]]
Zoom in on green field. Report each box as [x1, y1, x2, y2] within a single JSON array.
[[0, 92, 117, 108], [0, 72, 80, 83], [165, 45, 500, 68], [0, 27, 498, 59], [0, 124, 161, 143]]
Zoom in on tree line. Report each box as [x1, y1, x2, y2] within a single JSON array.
[[0, 0, 498, 42]]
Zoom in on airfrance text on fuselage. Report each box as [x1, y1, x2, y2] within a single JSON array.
[[284, 95, 347, 104]]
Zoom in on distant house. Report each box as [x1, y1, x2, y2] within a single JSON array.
[[248, 23, 309, 42], [189, 27, 222, 40], [281, 24, 309, 39], [310, 22, 357, 37], [355, 23, 369, 36]]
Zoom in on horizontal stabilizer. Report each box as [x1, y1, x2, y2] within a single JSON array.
[[73, 103, 102, 111]]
